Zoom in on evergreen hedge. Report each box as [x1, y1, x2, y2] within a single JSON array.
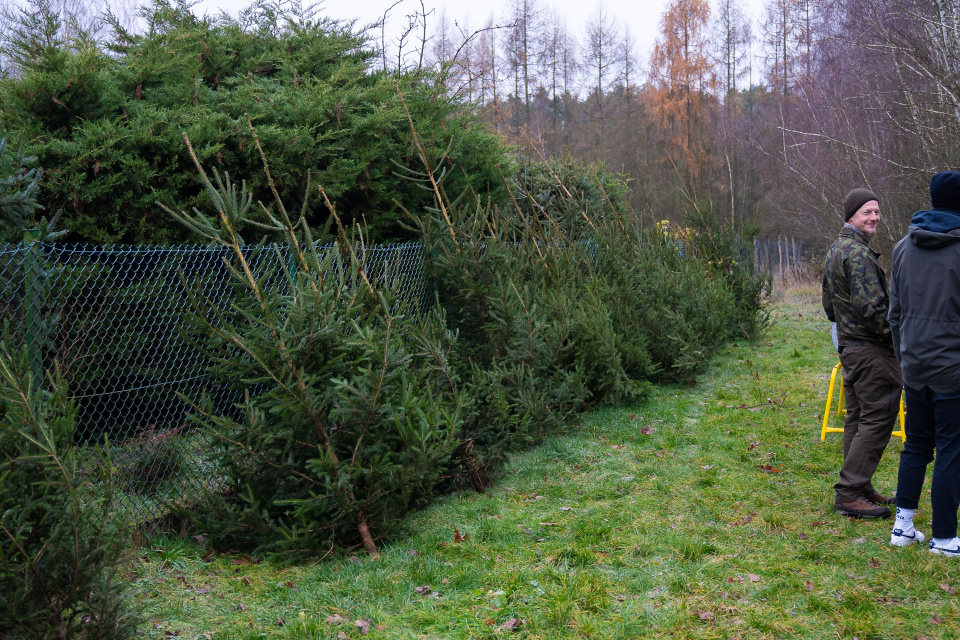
[[0, 0, 511, 245]]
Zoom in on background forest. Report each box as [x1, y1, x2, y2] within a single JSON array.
[[425, 0, 956, 259]]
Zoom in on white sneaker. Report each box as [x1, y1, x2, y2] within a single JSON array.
[[890, 528, 925, 547], [929, 538, 960, 557]]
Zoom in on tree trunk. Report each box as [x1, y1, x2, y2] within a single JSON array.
[[356, 511, 378, 554]]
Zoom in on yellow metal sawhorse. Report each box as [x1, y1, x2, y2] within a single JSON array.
[[820, 361, 906, 443]]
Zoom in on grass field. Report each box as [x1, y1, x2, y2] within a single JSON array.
[[131, 288, 959, 639]]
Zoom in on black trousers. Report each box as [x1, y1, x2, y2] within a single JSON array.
[[896, 385, 960, 539]]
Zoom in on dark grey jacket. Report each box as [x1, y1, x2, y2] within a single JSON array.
[[889, 209, 960, 393]]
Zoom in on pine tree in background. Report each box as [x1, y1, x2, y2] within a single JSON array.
[[0, 137, 43, 240]]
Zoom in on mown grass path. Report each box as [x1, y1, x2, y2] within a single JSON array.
[[135, 289, 959, 639]]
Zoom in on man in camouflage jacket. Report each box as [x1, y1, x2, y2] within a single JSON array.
[[822, 188, 901, 519]]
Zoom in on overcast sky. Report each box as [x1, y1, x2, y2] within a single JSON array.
[[190, 0, 768, 66]]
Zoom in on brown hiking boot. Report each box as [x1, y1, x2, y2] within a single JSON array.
[[864, 490, 895, 505], [834, 497, 891, 519]]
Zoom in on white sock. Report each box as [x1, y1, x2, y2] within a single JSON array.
[[895, 507, 915, 532], [933, 537, 959, 549]]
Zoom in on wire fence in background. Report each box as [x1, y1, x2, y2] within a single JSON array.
[[0, 238, 431, 522]]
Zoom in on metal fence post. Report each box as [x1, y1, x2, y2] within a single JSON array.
[[23, 228, 42, 388]]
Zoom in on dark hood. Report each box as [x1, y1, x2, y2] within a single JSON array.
[[909, 209, 960, 248]]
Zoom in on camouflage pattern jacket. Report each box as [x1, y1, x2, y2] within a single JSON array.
[[821, 226, 893, 347]]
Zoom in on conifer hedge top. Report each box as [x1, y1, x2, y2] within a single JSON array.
[[0, 0, 512, 245]]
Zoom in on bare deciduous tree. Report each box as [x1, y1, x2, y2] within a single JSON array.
[[504, 0, 543, 123]]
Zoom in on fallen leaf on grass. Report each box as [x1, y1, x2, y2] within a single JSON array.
[[407, 549, 418, 557], [483, 618, 495, 626], [235, 603, 246, 611], [284, 581, 297, 589], [727, 576, 744, 583], [747, 574, 761, 583], [414, 585, 431, 594], [560, 507, 572, 512], [239, 576, 252, 586], [453, 529, 470, 543], [356, 619, 372, 635], [640, 427, 656, 435], [276, 618, 285, 627], [200, 550, 215, 562], [798, 533, 809, 540], [697, 611, 714, 620], [499, 619, 522, 630], [747, 441, 759, 450], [940, 583, 957, 596], [804, 581, 814, 591], [327, 615, 346, 625], [930, 614, 944, 624], [869, 558, 880, 568], [757, 464, 782, 473]]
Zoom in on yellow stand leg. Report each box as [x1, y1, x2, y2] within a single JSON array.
[[820, 361, 845, 441], [820, 360, 907, 444], [892, 393, 906, 443]]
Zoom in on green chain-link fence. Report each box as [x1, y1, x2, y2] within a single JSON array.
[[0, 235, 431, 522]]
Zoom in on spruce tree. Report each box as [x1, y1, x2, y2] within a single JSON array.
[[165, 136, 462, 553]]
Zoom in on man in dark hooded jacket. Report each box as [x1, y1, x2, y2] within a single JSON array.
[[888, 170, 960, 556]]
